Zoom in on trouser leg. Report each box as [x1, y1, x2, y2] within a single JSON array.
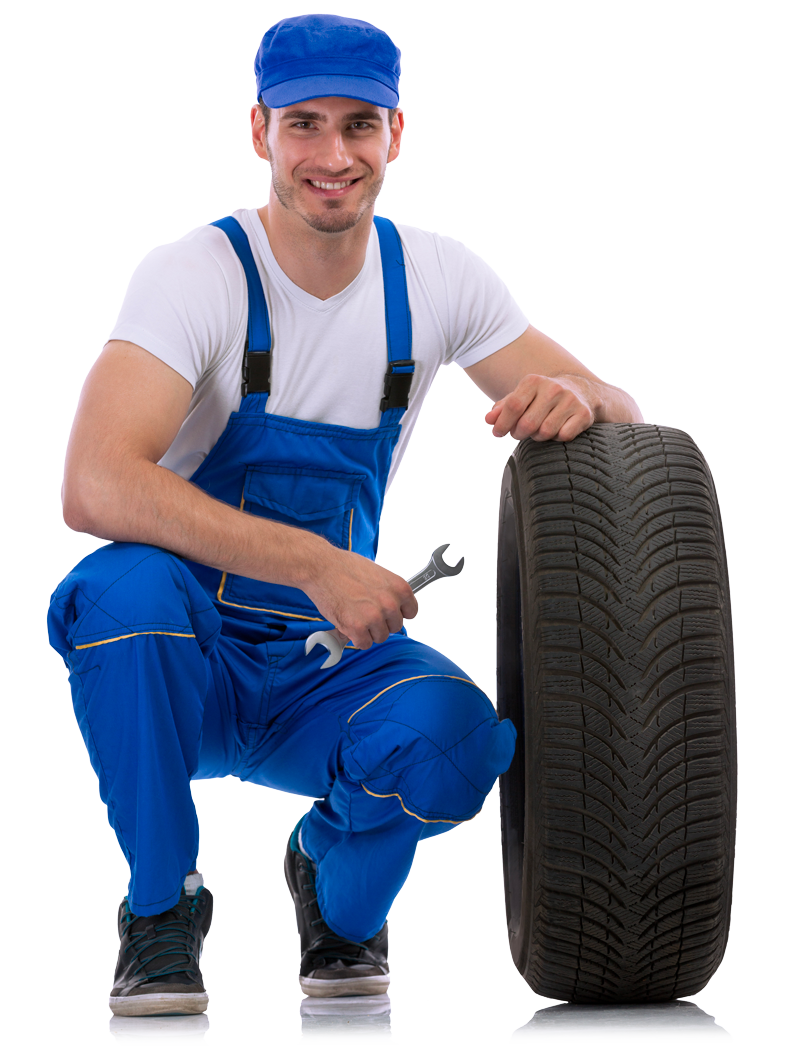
[[48, 543, 222, 916], [302, 775, 456, 943], [241, 636, 517, 942]]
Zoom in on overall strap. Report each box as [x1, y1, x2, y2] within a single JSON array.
[[373, 217, 414, 425], [210, 216, 272, 413]]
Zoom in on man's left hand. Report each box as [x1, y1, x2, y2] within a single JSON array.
[[485, 373, 596, 442]]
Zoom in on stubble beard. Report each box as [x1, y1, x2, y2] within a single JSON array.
[[270, 169, 385, 233]]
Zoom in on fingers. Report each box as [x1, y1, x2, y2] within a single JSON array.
[[525, 401, 593, 443], [397, 577, 418, 621], [306, 551, 420, 652], [334, 573, 417, 650], [489, 388, 531, 436], [490, 377, 558, 438], [488, 375, 594, 442], [341, 610, 400, 650], [553, 407, 594, 442]]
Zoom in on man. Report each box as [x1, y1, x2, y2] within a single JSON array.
[[48, 14, 642, 1017]]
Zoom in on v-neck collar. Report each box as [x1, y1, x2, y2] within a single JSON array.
[[244, 208, 378, 312]]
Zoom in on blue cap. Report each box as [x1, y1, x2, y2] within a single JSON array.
[[255, 14, 401, 109]]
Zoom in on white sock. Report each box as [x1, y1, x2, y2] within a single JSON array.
[[184, 871, 204, 895], [297, 826, 310, 860]]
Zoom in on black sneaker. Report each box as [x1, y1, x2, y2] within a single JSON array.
[[284, 822, 390, 997], [109, 886, 212, 1016]]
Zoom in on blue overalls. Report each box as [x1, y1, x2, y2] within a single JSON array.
[[48, 216, 516, 941]]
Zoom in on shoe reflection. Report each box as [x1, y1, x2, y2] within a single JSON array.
[[109, 1012, 210, 1039], [516, 1000, 726, 1034], [300, 994, 391, 1033]]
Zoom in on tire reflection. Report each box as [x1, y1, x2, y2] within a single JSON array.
[[516, 999, 726, 1034]]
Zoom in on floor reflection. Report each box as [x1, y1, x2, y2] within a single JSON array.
[[109, 1012, 209, 1040], [300, 994, 391, 1033], [516, 1000, 727, 1034]]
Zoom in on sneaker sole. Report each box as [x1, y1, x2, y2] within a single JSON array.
[[109, 992, 209, 1017], [299, 974, 390, 998]]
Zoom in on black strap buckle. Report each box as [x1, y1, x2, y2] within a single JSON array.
[[241, 351, 272, 397], [380, 359, 415, 413]]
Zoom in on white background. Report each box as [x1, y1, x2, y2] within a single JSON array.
[[2, 1, 798, 1051]]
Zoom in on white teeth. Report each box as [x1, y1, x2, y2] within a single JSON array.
[[310, 180, 354, 189]]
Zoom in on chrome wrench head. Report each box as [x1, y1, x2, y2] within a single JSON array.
[[406, 543, 464, 593], [431, 543, 465, 578], [304, 630, 344, 669]]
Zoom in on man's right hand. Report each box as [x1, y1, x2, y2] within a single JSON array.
[[301, 548, 418, 650]]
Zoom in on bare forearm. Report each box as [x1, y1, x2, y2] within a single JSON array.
[[63, 456, 329, 591]]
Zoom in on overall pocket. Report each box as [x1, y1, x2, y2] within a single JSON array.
[[243, 465, 365, 549], [219, 465, 366, 613]]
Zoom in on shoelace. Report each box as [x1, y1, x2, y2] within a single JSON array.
[[121, 889, 204, 981], [298, 859, 375, 967]]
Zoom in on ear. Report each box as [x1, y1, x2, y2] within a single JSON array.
[[251, 105, 270, 161], [387, 109, 404, 163]]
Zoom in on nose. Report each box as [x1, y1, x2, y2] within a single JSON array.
[[312, 128, 354, 174]]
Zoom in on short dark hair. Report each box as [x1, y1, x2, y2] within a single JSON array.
[[258, 99, 399, 132]]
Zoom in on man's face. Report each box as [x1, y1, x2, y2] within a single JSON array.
[[251, 96, 403, 233]]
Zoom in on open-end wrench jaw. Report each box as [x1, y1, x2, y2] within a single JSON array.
[[431, 543, 465, 577], [406, 543, 464, 593], [304, 630, 344, 669]]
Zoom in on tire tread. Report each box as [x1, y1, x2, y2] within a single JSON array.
[[498, 423, 736, 1003]]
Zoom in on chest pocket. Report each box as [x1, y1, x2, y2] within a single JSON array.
[[243, 465, 366, 551]]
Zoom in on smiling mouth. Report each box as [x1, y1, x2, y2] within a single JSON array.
[[307, 178, 359, 190]]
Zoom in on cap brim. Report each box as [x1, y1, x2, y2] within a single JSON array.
[[260, 74, 398, 109]]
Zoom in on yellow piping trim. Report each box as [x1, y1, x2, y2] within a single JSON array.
[[348, 674, 476, 723], [215, 487, 324, 620], [216, 597, 324, 620], [361, 784, 478, 825], [348, 508, 354, 551], [216, 570, 228, 602], [75, 631, 196, 650]]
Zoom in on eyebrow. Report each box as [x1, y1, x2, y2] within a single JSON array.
[[344, 110, 383, 122], [280, 109, 384, 123]]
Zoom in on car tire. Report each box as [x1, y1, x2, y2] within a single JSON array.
[[497, 423, 736, 1003]]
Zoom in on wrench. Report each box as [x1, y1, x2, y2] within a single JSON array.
[[304, 544, 465, 669]]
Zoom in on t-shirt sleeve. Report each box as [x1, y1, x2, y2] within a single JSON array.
[[435, 234, 529, 368], [108, 231, 238, 388]]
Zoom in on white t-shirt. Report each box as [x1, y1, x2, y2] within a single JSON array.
[[109, 208, 528, 486]]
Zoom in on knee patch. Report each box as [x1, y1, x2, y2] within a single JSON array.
[[343, 675, 517, 824], [48, 542, 220, 658]]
